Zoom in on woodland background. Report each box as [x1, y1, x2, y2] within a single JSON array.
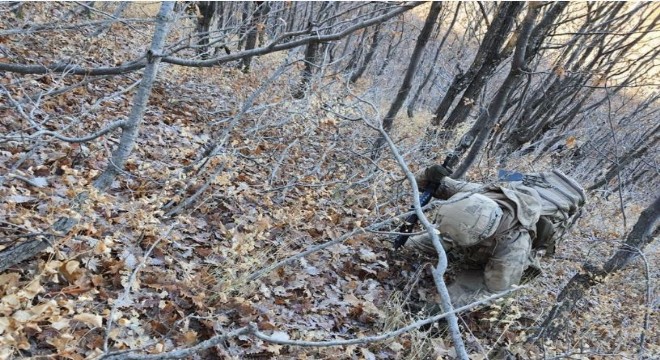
[[0, 2, 658, 359]]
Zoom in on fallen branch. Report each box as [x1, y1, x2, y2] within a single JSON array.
[[529, 194, 659, 343], [101, 286, 525, 359], [251, 286, 527, 347], [3, 119, 127, 143]]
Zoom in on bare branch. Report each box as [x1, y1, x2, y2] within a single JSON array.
[[251, 286, 527, 347], [4, 119, 127, 143], [0, 2, 422, 75]]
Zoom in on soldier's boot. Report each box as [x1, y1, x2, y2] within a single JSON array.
[[447, 270, 493, 309]]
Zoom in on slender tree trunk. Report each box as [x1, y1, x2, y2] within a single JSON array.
[[257, 2, 270, 47], [344, 26, 369, 75], [195, 1, 217, 59], [293, 39, 320, 99], [450, 3, 540, 177], [588, 125, 660, 190], [502, 5, 656, 154], [407, 2, 461, 118], [377, 19, 405, 76], [94, 2, 175, 190], [431, 2, 524, 127], [238, 2, 250, 50], [443, 0, 561, 130], [530, 194, 660, 343], [241, 1, 264, 72], [371, 2, 442, 157], [349, 23, 382, 84], [286, 2, 297, 33]]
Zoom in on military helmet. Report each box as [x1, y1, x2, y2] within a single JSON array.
[[434, 193, 503, 247]]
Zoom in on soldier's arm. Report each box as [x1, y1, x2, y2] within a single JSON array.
[[415, 165, 454, 199], [441, 178, 482, 197]]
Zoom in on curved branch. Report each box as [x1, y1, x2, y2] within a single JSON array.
[[100, 287, 525, 360], [0, 60, 145, 76], [6, 119, 127, 143], [251, 286, 526, 347], [0, 18, 153, 36]]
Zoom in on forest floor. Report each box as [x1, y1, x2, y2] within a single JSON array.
[[1, 4, 657, 360]]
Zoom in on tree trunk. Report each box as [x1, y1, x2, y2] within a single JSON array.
[[377, 19, 405, 76], [196, 1, 217, 59], [241, 1, 264, 72], [0, 2, 175, 273], [257, 2, 270, 47], [237, 2, 251, 51], [293, 39, 320, 99], [343, 26, 369, 75], [530, 194, 660, 343], [371, 2, 442, 157], [407, 2, 461, 118], [349, 23, 382, 84], [588, 126, 660, 190], [450, 3, 540, 177], [442, 0, 553, 130], [431, 2, 524, 127], [94, 2, 175, 190]]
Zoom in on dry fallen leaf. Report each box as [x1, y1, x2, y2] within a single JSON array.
[[73, 313, 103, 328]]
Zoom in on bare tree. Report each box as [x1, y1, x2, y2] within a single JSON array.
[[93, 2, 175, 190], [407, 2, 461, 118], [531, 194, 659, 345], [447, 3, 541, 177], [430, 2, 524, 128], [349, 23, 382, 84], [371, 2, 443, 157]]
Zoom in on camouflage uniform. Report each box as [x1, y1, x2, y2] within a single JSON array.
[[409, 172, 547, 308]]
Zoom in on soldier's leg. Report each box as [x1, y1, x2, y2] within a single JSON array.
[[446, 270, 490, 308], [484, 228, 532, 292], [407, 232, 453, 255]]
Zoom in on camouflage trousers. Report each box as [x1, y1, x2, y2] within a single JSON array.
[[408, 227, 532, 308]]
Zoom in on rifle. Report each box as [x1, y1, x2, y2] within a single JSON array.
[[393, 161, 453, 249]]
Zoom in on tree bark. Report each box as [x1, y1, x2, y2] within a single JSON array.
[[530, 194, 660, 342], [371, 2, 442, 157], [93, 2, 175, 190], [450, 3, 540, 177], [431, 2, 524, 127]]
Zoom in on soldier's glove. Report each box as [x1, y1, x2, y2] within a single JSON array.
[[415, 164, 452, 198]]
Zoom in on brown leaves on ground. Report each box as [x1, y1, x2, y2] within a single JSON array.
[[0, 3, 656, 359]]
